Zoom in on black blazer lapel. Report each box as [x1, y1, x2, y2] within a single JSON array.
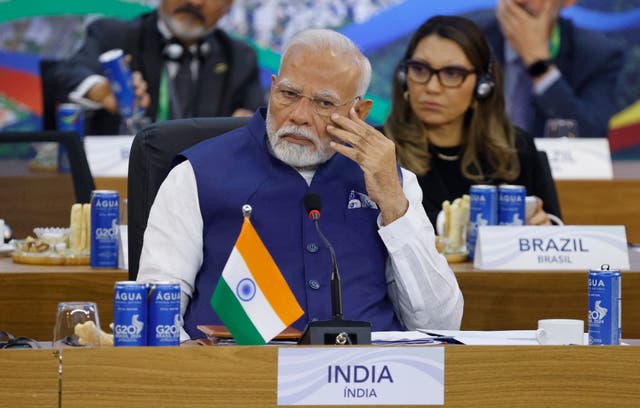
[[195, 32, 230, 117]]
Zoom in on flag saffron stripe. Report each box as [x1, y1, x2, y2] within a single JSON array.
[[211, 278, 266, 345], [236, 219, 303, 324]]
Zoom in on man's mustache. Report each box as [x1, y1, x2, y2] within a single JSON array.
[[173, 4, 206, 23]]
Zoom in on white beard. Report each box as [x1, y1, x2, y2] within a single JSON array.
[[266, 107, 334, 169], [161, 14, 210, 41]]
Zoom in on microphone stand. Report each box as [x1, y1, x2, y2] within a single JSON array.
[[313, 220, 342, 321], [298, 216, 371, 345]]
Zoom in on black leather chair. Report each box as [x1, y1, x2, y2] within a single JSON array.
[[39, 58, 63, 131], [0, 131, 95, 203], [127, 116, 250, 280], [536, 150, 563, 220]]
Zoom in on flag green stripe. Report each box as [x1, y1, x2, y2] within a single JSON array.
[[211, 278, 266, 345]]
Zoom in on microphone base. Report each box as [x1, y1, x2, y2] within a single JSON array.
[[298, 320, 372, 345]]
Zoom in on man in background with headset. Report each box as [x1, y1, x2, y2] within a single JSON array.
[[54, 0, 263, 134], [480, 0, 625, 138]]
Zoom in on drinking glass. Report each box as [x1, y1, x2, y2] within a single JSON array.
[[543, 118, 579, 138], [52, 302, 102, 348]]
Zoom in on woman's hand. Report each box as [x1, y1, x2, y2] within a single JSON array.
[[526, 196, 551, 225]]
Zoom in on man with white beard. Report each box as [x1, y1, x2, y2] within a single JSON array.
[[54, 0, 262, 134], [138, 29, 463, 342]]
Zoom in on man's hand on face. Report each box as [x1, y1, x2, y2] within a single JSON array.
[[497, 0, 555, 65], [326, 108, 409, 225]]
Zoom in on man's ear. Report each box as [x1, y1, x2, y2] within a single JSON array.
[[354, 98, 373, 120]]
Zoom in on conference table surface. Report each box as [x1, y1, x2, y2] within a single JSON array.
[[1, 248, 638, 341], [1, 344, 639, 408]]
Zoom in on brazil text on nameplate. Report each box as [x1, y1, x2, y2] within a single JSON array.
[[534, 138, 613, 179], [277, 347, 444, 406], [474, 225, 629, 270]]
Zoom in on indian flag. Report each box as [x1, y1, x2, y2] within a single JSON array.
[[210, 217, 304, 345]]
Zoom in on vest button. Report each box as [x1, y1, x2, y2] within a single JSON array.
[[306, 243, 319, 253], [308, 279, 320, 290]]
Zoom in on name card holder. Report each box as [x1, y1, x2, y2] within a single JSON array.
[[474, 225, 629, 270], [535, 137, 613, 180], [85, 135, 134, 177], [534, 138, 613, 179], [277, 347, 444, 406]]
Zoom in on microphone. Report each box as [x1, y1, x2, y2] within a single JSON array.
[[303, 193, 342, 320], [299, 193, 371, 345]]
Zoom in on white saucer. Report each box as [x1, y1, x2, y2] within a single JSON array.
[[0, 244, 15, 257]]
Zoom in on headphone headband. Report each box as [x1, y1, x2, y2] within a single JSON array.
[[396, 58, 494, 101]]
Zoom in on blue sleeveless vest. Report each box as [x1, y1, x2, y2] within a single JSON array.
[[181, 110, 402, 338]]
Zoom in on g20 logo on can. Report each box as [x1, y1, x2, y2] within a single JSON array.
[[114, 314, 144, 337]]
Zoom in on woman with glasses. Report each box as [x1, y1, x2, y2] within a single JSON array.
[[384, 15, 561, 229]]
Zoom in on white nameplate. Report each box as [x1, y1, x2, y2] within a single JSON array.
[[534, 138, 613, 179], [84, 135, 134, 177], [277, 347, 444, 406], [474, 225, 629, 270]]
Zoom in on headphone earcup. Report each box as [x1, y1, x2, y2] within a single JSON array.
[[163, 40, 210, 62], [474, 73, 495, 100], [198, 42, 211, 59], [396, 70, 406, 84], [162, 42, 184, 62], [396, 69, 407, 91]]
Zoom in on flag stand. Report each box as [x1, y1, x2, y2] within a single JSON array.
[[298, 320, 371, 345]]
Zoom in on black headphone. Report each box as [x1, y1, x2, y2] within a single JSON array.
[[162, 39, 211, 62], [474, 59, 494, 100], [396, 58, 495, 101], [396, 67, 407, 88]]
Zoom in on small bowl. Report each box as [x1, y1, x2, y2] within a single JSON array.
[[33, 228, 71, 251]]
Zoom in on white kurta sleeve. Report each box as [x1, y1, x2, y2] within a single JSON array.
[[137, 160, 203, 340], [378, 168, 464, 330]]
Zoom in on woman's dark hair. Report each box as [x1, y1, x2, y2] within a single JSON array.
[[384, 15, 518, 180]]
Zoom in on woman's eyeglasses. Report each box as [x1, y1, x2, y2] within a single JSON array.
[[272, 85, 360, 117], [404, 60, 476, 88]]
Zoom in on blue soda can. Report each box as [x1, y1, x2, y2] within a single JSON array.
[[90, 190, 119, 268], [56, 103, 84, 173], [467, 185, 497, 260], [498, 185, 526, 226], [588, 265, 621, 345], [98, 49, 136, 119], [113, 281, 147, 346], [147, 281, 181, 346]]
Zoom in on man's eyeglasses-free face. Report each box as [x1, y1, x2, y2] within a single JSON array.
[[271, 85, 360, 117], [404, 60, 476, 88]]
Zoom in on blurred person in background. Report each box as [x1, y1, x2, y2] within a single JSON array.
[[384, 15, 561, 229], [54, 0, 263, 134], [480, 0, 625, 138]]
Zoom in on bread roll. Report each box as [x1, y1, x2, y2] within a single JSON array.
[[70, 203, 82, 254], [82, 203, 91, 254]]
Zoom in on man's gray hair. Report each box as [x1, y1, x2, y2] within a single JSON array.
[[280, 29, 372, 97]]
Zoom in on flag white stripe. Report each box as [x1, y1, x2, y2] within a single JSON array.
[[222, 248, 286, 342]]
